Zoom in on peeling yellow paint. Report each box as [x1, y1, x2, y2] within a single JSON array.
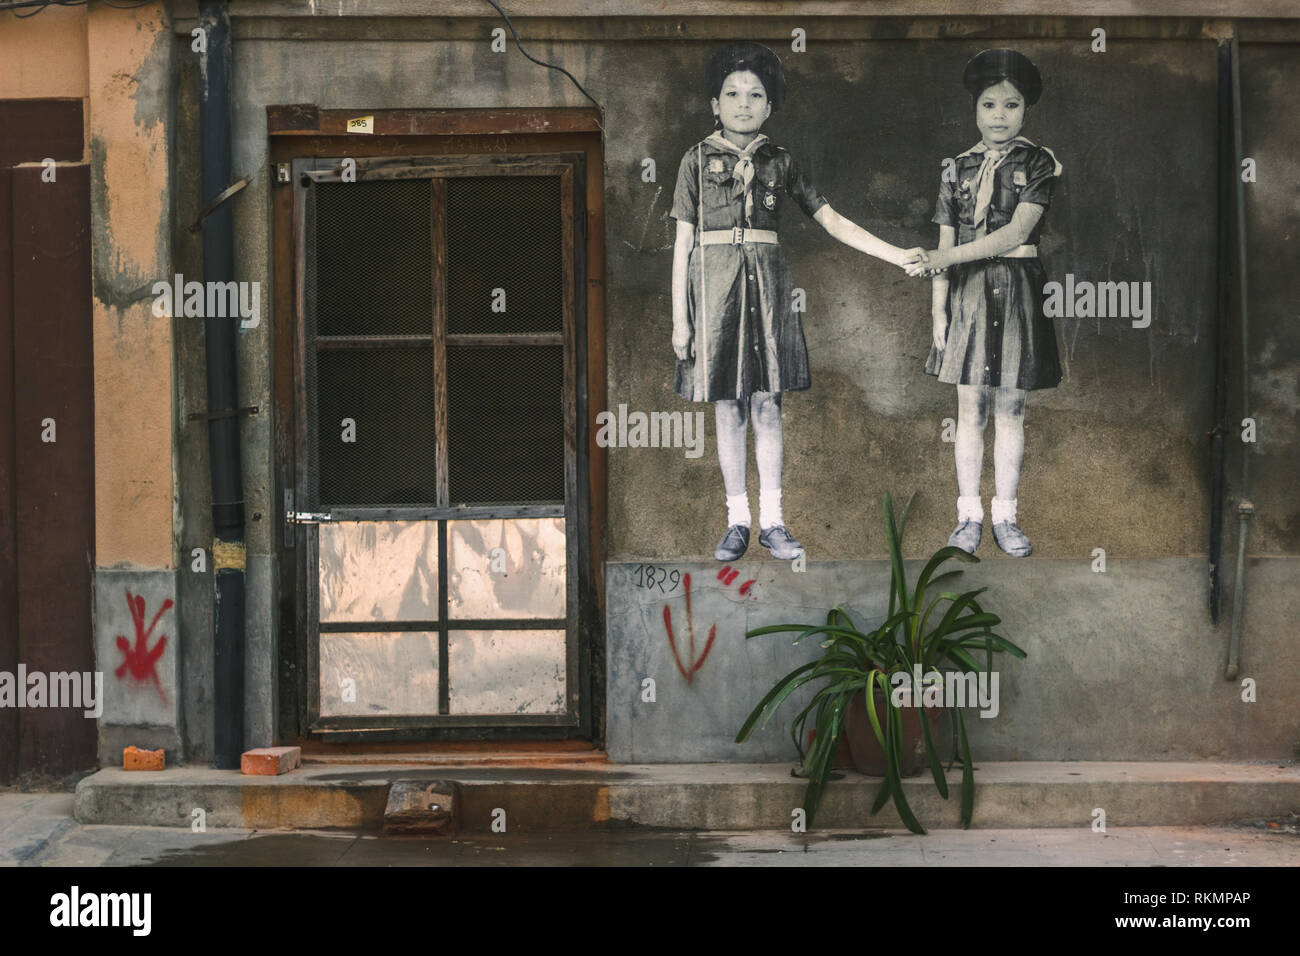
[[86, 3, 174, 568]]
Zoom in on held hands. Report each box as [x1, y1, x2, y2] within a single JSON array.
[[906, 248, 951, 278], [899, 247, 928, 270]]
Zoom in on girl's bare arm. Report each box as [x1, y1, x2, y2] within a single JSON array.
[[931, 225, 956, 310], [931, 225, 956, 348], [672, 220, 694, 360], [912, 203, 1044, 274], [813, 205, 924, 268]]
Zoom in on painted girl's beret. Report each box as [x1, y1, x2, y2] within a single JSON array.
[[707, 41, 786, 111], [963, 48, 1043, 106]]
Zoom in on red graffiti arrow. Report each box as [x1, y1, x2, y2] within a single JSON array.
[[663, 572, 717, 684]]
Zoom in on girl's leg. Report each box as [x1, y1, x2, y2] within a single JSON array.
[[749, 391, 783, 529], [992, 386, 1027, 502], [714, 399, 750, 527], [954, 383, 990, 505], [750, 391, 803, 557], [990, 386, 1032, 556], [948, 384, 990, 552]]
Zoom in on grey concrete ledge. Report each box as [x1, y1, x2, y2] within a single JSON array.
[[74, 760, 1300, 832]]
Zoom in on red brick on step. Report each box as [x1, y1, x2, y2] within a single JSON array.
[[241, 746, 302, 776], [123, 746, 165, 771]]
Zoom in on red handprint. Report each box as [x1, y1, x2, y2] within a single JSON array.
[[115, 589, 173, 704]]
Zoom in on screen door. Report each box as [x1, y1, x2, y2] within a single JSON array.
[[291, 153, 585, 736]]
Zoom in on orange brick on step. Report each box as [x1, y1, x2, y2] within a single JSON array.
[[241, 746, 302, 776], [122, 746, 165, 771]]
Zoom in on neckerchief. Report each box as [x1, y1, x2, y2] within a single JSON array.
[[705, 131, 770, 223], [957, 136, 1064, 233]]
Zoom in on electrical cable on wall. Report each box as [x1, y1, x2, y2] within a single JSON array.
[[481, 0, 606, 130]]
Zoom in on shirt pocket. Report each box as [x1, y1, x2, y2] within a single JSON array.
[[994, 162, 1028, 214], [954, 165, 979, 224], [701, 168, 736, 214]]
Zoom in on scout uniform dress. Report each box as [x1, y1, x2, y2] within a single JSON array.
[[670, 131, 828, 403], [927, 136, 1063, 390]]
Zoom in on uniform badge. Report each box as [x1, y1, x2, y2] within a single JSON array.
[[707, 158, 725, 174], [1013, 170, 1027, 187], [959, 178, 973, 195], [763, 191, 776, 210], [766, 180, 775, 187]]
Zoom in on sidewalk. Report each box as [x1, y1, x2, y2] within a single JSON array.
[[4, 793, 1297, 866], [72, 760, 1300, 830]]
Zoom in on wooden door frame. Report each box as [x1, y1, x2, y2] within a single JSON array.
[[269, 107, 607, 748]]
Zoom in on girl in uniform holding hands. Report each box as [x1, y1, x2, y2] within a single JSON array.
[[671, 41, 924, 561], [908, 49, 1064, 557]]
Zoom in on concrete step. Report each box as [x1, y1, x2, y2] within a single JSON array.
[[73, 761, 1300, 832]]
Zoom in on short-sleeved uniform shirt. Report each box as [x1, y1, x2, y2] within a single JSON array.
[[926, 139, 1063, 391], [670, 136, 829, 402], [932, 139, 1057, 241]]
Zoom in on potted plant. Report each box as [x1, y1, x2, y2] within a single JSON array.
[[736, 493, 1027, 834]]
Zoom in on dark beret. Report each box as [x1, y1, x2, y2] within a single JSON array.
[[707, 41, 786, 111], [963, 49, 1043, 106]]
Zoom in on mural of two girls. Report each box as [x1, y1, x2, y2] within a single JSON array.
[[670, 42, 1063, 561]]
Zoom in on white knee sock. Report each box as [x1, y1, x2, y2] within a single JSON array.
[[957, 496, 984, 523], [991, 497, 1017, 525], [758, 487, 783, 530], [726, 493, 751, 528]]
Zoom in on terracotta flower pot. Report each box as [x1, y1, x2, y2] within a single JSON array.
[[843, 686, 939, 778]]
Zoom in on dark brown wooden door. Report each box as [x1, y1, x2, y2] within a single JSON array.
[[0, 100, 96, 784]]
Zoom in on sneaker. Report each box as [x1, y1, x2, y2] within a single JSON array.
[[992, 521, 1032, 557], [714, 524, 751, 561], [948, 520, 982, 554], [758, 525, 804, 560]]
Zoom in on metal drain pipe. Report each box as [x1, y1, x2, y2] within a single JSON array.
[[199, 0, 246, 765], [1225, 28, 1253, 681]]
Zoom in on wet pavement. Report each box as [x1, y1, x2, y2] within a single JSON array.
[[3, 793, 1298, 866]]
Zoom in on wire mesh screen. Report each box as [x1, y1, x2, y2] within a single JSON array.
[[447, 345, 565, 505], [315, 180, 432, 336], [307, 166, 570, 510], [446, 176, 563, 335], [316, 347, 437, 506]]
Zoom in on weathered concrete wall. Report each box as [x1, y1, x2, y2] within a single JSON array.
[[1238, 43, 1300, 557], [606, 557, 1300, 762], [161, 9, 1297, 762], [94, 569, 181, 762], [171, 24, 278, 761]]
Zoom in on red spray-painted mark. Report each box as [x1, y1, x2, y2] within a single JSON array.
[[717, 564, 757, 600], [663, 572, 717, 684], [115, 589, 173, 704]]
